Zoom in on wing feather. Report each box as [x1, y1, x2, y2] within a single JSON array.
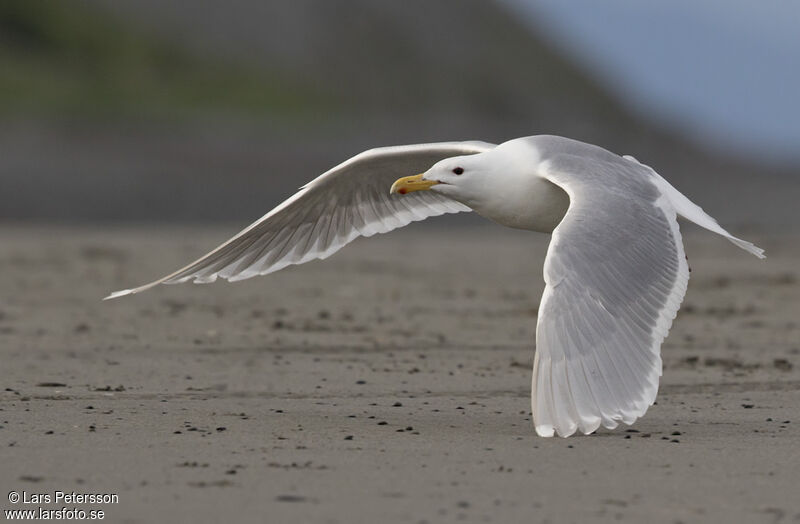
[[532, 151, 690, 436], [106, 141, 493, 299]]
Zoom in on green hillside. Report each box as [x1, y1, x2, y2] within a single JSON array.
[[0, 0, 327, 119], [0, 0, 635, 130]]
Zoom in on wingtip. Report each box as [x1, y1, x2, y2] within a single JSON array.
[[534, 423, 555, 438], [103, 289, 133, 301]]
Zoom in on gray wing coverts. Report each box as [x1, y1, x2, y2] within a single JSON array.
[[534, 151, 689, 437], [106, 142, 494, 298]]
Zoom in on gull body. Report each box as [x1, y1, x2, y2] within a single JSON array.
[[107, 135, 764, 437]]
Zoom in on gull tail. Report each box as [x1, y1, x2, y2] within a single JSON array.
[[634, 160, 766, 259]]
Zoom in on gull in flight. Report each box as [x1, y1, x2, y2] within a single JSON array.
[[106, 135, 764, 437]]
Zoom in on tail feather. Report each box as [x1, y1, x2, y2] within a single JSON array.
[[632, 159, 766, 259]]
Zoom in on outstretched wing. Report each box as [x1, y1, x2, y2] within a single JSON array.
[[106, 141, 494, 299], [532, 152, 690, 437]]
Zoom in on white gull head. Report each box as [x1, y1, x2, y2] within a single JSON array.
[[392, 138, 569, 232]]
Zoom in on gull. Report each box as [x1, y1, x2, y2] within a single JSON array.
[[106, 135, 764, 437]]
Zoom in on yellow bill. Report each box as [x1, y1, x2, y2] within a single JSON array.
[[389, 173, 439, 195]]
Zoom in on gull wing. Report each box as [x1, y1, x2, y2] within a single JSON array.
[[532, 148, 762, 437], [106, 141, 494, 299]]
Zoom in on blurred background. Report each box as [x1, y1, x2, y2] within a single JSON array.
[[1, 0, 798, 228]]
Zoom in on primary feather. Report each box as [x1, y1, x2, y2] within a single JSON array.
[[105, 141, 494, 299]]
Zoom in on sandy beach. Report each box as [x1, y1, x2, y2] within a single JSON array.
[[0, 224, 798, 523]]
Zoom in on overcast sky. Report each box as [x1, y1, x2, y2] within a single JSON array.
[[504, 0, 800, 166]]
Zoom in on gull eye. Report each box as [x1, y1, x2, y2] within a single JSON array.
[[452, 167, 464, 175]]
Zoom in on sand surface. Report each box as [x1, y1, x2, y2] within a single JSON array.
[[0, 224, 798, 523]]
